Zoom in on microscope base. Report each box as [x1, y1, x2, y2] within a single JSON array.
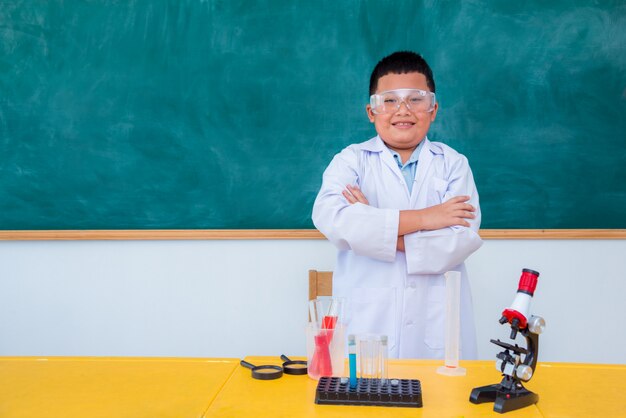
[[470, 383, 539, 414]]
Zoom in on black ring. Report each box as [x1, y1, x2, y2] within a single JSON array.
[[240, 360, 283, 380], [282, 360, 308, 375]]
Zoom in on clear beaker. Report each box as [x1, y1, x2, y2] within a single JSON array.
[[305, 322, 346, 380]]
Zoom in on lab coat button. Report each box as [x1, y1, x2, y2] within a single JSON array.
[[406, 320, 414, 326], [409, 281, 417, 289]]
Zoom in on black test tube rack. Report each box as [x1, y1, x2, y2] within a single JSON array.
[[315, 376, 423, 408]]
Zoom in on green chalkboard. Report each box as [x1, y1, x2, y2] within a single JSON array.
[[1, 1, 625, 229]]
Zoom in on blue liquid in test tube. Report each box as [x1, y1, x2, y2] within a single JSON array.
[[348, 334, 357, 388]]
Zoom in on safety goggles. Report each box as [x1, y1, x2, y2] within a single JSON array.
[[370, 88, 436, 114]]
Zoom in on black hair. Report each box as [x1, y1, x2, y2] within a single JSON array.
[[369, 51, 436, 95]]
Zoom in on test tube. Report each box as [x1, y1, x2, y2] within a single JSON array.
[[348, 334, 357, 388], [380, 335, 388, 385]]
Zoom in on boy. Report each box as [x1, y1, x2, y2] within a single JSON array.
[[312, 51, 482, 359]]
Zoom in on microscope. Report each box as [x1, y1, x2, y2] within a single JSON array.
[[470, 269, 545, 414]]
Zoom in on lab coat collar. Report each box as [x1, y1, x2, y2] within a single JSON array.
[[359, 135, 441, 156], [359, 136, 440, 200], [358, 136, 387, 152], [360, 137, 407, 193], [412, 137, 441, 203]]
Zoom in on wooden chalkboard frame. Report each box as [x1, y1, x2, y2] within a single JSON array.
[[0, 229, 624, 240]]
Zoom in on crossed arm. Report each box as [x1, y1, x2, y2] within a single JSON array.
[[342, 184, 476, 252]]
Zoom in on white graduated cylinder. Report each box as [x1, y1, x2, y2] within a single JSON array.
[[437, 271, 466, 376], [444, 271, 461, 367]]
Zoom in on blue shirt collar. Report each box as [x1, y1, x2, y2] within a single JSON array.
[[388, 140, 424, 168]]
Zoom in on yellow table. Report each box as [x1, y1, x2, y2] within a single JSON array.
[[206, 357, 626, 417], [0, 357, 238, 418], [1, 357, 624, 417]]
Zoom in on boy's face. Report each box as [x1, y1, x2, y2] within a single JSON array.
[[366, 72, 438, 153]]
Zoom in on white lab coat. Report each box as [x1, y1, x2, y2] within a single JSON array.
[[312, 136, 482, 359]]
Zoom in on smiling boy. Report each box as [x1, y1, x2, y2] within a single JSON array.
[[312, 51, 482, 359]]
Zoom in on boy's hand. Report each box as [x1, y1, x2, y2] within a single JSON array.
[[417, 195, 476, 230], [343, 185, 475, 234], [398, 196, 476, 235], [342, 184, 369, 205]]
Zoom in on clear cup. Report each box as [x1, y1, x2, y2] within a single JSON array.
[[305, 322, 345, 380], [358, 334, 382, 379]]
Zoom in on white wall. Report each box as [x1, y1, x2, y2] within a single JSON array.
[[1, 239, 625, 364]]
